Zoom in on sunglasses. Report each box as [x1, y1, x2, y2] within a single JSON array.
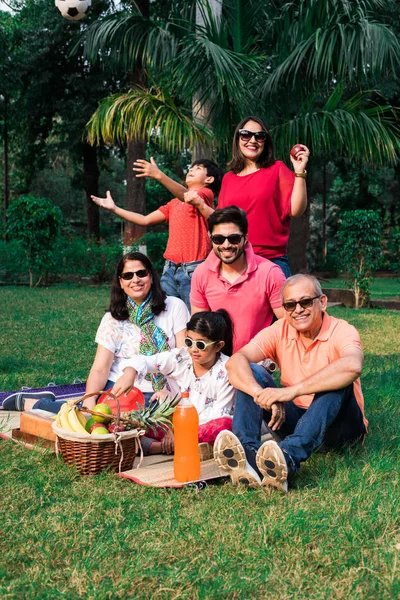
[[283, 296, 321, 312], [120, 269, 149, 280], [238, 129, 268, 143], [210, 233, 244, 245], [184, 337, 217, 351]]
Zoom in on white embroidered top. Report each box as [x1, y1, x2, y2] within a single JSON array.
[[95, 296, 189, 393], [121, 348, 235, 425]]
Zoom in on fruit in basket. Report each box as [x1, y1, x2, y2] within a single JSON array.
[[85, 417, 96, 432], [108, 423, 126, 433], [76, 409, 88, 428], [57, 402, 88, 434], [90, 424, 109, 435], [92, 403, 113, 423]]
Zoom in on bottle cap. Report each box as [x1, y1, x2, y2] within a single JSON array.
[[181, 391, 189, 398]]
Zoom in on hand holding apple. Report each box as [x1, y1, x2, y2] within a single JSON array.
[[289, 144, 310, 173]]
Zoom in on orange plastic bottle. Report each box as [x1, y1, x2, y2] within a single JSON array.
[[173, 391, 200, 482]]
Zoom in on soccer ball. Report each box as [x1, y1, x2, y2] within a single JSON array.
[[55, 0, 91, 21]]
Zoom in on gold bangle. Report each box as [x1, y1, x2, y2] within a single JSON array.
[[294, 170, 307, 178]]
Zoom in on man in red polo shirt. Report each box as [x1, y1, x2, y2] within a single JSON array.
[[214, 274, 367, 492], [190, 206, 286, 353]]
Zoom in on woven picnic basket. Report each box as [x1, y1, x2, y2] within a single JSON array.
[[52, 391, 144, 476]]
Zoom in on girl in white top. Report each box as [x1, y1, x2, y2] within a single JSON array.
[[112, 310, 235, 454]]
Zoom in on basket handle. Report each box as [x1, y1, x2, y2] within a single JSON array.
[[73, 390, 122, 428]]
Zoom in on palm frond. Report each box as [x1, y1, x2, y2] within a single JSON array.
[[81, 13, 179, 72], [271, 91, 400, 166], [261, 0, 400, 96], [86, 86, 214, 152]]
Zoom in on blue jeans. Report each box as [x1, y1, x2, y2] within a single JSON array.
[[232, 364, 366, 475], [270, 255, 291, 278], [161, 259, 204, 311]]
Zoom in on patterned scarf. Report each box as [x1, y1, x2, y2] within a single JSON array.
[[127, 293, 170, 392]]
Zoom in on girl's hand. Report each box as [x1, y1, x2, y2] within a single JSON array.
[[91, 190, 116, 212], [133, 157, 162, 181], [149, 389, 167, 403], [289, 144, 310, 173], [161, 429, 174, 454], [111, 368, 137, 397]]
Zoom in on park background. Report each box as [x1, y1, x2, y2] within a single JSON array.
[[0, 1, 399, 599]]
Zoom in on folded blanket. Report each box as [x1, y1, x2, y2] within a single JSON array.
[[0, 382, 86, 407]]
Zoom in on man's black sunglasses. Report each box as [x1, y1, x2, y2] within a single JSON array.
[[238, 129, 268, 143], [282, 296, 321, 312], [210, 233, 244, 245], [120, 269, 149, 280]]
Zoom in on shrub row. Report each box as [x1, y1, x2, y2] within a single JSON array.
[[0, 232, 168, 285]]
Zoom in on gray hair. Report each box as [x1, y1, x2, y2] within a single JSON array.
[[281, 274, 323, 301]]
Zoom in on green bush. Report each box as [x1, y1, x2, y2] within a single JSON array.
[[336, 210, 383, 308], [146, 231, 168, 274], [387, 227, 400, 274], [6, 196, 63, 287], [0, 230, 167, 285], [0, 240, 29, 283]]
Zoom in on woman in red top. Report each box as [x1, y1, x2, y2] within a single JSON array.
[[217, 116, 310, 276]]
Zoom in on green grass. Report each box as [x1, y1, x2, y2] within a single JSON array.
[[324, 277, 400, 300], [1, 286, 400, 599]]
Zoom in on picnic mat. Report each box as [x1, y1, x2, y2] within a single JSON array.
[[119, 458, 227, 488], [0, 382, 86, 407]]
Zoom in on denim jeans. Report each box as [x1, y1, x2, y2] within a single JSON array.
[[232, 363, 366, 474], [269, 255, 291, 278], [160, 259, 204, 311]]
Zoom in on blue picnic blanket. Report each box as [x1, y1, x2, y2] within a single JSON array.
[[0, 382, 86, 407]]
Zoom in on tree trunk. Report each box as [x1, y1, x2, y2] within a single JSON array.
[[124, 138, 147, 248], [83, 142, 100, 240], [3, 92, 9, 240], [123, 0, 149, 249], [287, 204, 309, 274], [322, 162, 327, 262], [191, 0, 222, 160]]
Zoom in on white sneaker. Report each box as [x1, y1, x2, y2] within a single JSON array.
[[256, 440, 289, 493], [213, 430, 261, 488]]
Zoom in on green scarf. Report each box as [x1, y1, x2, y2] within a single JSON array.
[[127, 293, 170, 392]]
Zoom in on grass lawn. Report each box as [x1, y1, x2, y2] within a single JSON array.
[[323, 277, 400, 300], [1, 286, 399, 599]]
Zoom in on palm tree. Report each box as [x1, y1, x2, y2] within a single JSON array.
[[83, 0, 400, 268]]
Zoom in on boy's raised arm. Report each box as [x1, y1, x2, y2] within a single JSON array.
[[91, 191, 166, 226], [133, 157, 187, 201]]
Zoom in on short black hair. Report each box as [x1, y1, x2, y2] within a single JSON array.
[[191, 159, 224, 194], [108, 252, 166, 320], [208, 205, 248, 236]]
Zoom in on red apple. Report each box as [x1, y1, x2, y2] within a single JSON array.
[[108, 423, 126, 433], [290, 144, 306, 158], [90, 423, 109, 434]]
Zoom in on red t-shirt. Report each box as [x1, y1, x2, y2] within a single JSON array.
[[159, 187, 214, 263], [217, 161, 295, 259]]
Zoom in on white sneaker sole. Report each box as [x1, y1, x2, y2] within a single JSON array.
[[214, 430, 260, 488], [256, 440, 289, 493]]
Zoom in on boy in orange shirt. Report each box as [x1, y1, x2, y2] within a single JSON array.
[[92, 158, 223, 309]]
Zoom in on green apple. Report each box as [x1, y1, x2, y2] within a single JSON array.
[[91, 403, 113, 423], [90, 425, 109, 435], [85, 417, 96, 432]]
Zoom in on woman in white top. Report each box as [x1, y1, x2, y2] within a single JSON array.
[[112, 309, 236, 454], [86, 251, 189, 405], [16, 252, 189, 455]]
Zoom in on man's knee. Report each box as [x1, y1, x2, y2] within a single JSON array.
[[249, 363, 276, 389]]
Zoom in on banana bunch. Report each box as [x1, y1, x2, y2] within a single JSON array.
[[55, 401, 89, 434]]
